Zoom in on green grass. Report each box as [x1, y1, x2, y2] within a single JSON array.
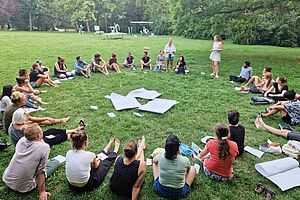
[[0, 32, 300, 200]]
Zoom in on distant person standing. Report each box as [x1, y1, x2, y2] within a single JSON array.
[[209, 35, 223, 78], [164, 37, 176, 72]]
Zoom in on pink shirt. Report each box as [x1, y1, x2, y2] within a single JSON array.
[[204, 139, 238, 177]]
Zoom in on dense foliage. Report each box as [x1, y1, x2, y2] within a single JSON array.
[[0, 0, 299, 47]]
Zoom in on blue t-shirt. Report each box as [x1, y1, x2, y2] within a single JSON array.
[[74, 60, 88, 70]]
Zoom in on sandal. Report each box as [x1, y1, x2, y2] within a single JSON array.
[[79, 119, 86, 129], [265, 187, 275, 200], [255, 183, 266, 194]]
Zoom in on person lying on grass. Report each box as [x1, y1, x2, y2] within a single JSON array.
[[74, 55, 91, 78], [240, 67, 273, 93], [264, 76, 288, 102], [229, 61, 252, 83], [227, 109, 245, 155], [108, 53, 121, 73], [54, 57, 74, 79], [2, 123, 55, 200], [152, 134, 196, 199], [110, 136, 146, 200], [66, 131, 120, 192], [14, 77, 48, 105], [255, 115, 300, 142], [91, 53, 109, 75], [8, 108, 82, 147], [196, 123, 238, 181], [261, 90, 300, 125], [3, 91, 69, 134], [29, 63, 60, 88]]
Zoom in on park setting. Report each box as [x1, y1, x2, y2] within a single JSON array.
[[0, 0, 300, 200]]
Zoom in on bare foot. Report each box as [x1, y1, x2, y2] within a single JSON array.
[[113, 138, 120, 153], [41, 101, 48, 105], [61, 116, 70, 123], [138, 136, 146, 150]]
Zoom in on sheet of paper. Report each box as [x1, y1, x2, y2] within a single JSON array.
[[234, 87, 241, 91], [40, 90, 47, 93], [269, 167, 300, 191], [68, 77, 75, 80], [60, 78, 68, 81], [133, 112, 143, 117], [138, 98, 178, 114], [107, 112, 116, 118], [146, 158, 153, 166], [53, 80, 61, 84], [45, 134, 55, 139], [127, 88, 161, 100], [195, 164, 201, 174], [110, 93, 141, 111], [201, 136, 214, 144], [90, 105, 98, 110], [52, 155, 66, 164], [244, 146, 264, 158], [104, 95, 111, 99], [97, 152, 108, 161], [191, 142, 202, 154], [37, 107, 46, 111], [24, 107, 38, 114]]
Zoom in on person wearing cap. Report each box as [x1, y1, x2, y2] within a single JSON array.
[[2, 123, 53, 200], [110, 136, 146, 200], [8, 108, 82, 147]]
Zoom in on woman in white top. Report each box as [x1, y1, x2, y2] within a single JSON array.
[[0, 85, 13, 113], [66, 130, 120, 192], [209, 35, 223, 78], [164, 37, 176, 72]]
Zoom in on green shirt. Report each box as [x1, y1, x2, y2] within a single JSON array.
[[157, 153, 190, 188]]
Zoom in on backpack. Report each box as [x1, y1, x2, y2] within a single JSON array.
[[282, 140, 300, 159], [250, 96, 275, 105]]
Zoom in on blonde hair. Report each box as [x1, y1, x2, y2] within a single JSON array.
[[11, 91, 25, 104]]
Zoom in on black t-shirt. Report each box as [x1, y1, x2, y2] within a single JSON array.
[[109, 58, 117, 65], [141, 56, 150, 63], [229, 124, 245, 155], [126, 56, 134, 64], [29, 70, 43, 82], [273, 82, 288, 94]]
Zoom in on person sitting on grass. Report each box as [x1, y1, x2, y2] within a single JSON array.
[[240, 67, 273, 93], [108, 53, 121, 73], [29, 63, 60, 88], [227, 109, 245, 155], [18, 68, 41, 95], [153, 134, 196, 199], [74, 55, 91, 78], [255, 115, 300, 142], [54, 57, 74, 79], [8, 108, 82, 147], [175, 56, 188, 74], [66, 131, 120, 192], [261, 90, 300, 125], [123, 52, 136, 70], [264, 76, 288, 102], [91, 53, 109, 75], [2, 123, 56, 200], [3, 91, 69, 134], [229, 61, 252, 83], [1, 85, 13, 114], [14, 77, 48, 105], [140, 51, 152, 70], [154, 50, 164, 72], [196, 123, 238, 181], [110, 136, 146, 200]]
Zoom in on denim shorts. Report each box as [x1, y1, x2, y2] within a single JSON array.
[[153, 177, 190, 199], [30, 81, 37, 88], [203, 166, 232, 182]]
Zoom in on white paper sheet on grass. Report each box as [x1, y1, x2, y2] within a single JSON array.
[[255, 157, 300, 191], [244, 146, 264, 158], [138, 98, 178, 114], [127, 88, 161, 100], [110, 93, 141, 111]]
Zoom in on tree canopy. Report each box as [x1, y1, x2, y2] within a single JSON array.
[[0, 0, 299, 47]]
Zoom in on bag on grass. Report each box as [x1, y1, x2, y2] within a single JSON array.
[[250, 96, 275, 105], [282, 140, 300, 159]]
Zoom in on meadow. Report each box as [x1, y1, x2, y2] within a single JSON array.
[[0, 32, 299, 200]]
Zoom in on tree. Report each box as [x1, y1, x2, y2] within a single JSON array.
[[0, 0, 19, 29]]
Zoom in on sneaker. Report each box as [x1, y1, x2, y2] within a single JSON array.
[[132, 67, 136, 71], [259, 144, 282, 154]]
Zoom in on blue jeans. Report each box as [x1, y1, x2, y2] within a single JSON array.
[[203, 166, 232, 182], [153, 177, 190, 199]]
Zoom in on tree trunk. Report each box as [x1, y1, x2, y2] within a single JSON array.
[[86, 20, 90, 32], [29, 12, 32, 31]]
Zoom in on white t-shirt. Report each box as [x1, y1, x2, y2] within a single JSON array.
[[66, 150, 95, 186], [0, 96, 12, 112]]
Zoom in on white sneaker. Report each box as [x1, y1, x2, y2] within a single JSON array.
[[259, 144, 282, 154]]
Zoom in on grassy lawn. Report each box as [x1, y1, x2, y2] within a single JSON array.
[[0, 32, 300, 200]]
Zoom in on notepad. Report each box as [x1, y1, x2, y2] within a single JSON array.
[[97, 152, 108, 160], [244, 146, 264, 158]]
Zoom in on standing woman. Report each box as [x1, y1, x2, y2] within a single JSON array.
[[164, 37, 176, 72], [209, 35, 223, 78]]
